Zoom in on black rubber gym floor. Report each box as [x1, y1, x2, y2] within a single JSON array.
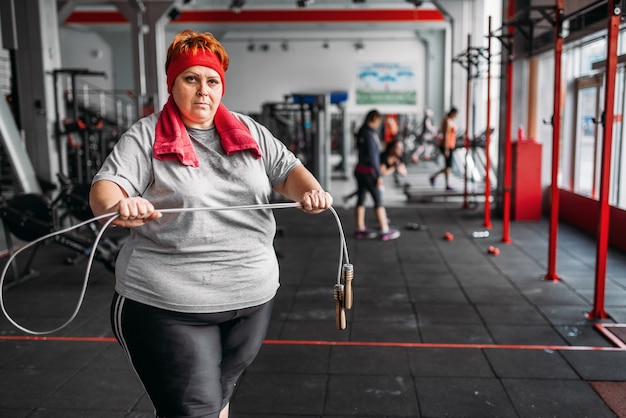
[[1, 162, 626, 417]]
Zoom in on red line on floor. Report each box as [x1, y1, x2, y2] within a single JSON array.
[[595, 323, 626, 349], [0, 243, 27, 259], [0, 335, 622, 351], [0, 335, 117, 342], [262, 339, 625, 351]]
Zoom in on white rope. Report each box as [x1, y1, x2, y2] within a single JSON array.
[[0, 203, 349, 335]]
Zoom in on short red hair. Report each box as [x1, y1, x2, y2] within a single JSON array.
[[165, 30, 229, 94]]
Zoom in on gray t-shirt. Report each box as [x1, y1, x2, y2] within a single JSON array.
[[92, 111, 301, 313]]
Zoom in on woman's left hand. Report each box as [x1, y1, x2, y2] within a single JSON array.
[[299, 190, 333, 213]]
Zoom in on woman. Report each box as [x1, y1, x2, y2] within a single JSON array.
[[89, 29, 332, 418], [352, 110, 400, 241], [429, 107, 458, 191], [380, 139, 407, 181], [343, 139, 407, 204]]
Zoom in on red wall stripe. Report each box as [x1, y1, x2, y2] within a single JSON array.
[[64, 9, 445, 25]]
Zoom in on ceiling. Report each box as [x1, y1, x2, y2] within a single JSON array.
[[60, 0, 449, 36]]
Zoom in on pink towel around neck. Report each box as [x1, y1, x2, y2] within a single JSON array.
[[154, 97, 262, 167]]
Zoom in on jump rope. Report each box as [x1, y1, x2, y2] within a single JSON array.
[[0, 202, 354, 335]]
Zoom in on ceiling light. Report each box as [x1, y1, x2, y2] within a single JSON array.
[[168, 7, 181, 20], [229, 0, 245, 13], [297, 0, 314, 8], [353, 0, 366, 3]]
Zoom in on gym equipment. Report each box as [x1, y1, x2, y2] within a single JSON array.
[[333, 263, 354, 330], [0, 174, 124, 284], [0, 92, 41, 194], [51, 68, 131, 186], [403, 128, 496, 204], [259, 92, 348, 190], [1, 203, 353, 335], [400, 112, 440, 164]]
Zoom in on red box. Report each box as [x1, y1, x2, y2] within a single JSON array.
[[512, 141, 542, 220]]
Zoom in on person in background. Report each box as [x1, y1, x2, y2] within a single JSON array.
[[89, 29, 332, 418], [413, 108, 437, 162], [342, 139, 407, 204], [429, 107, 458, 191], [352, 109, 400, 241], [383, 114, 399, 143], [380, 139, 407, 187]]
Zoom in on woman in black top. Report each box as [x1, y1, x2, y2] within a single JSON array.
[[353, 110, 400, 241]]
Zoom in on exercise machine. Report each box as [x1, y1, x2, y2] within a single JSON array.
[[0, 173, 125, 285], [403, 128, 496, 204], [258, 92, 348, 190]]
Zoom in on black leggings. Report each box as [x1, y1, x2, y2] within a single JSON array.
[[111, 293, 274, 418], [355, 171, 382, 208], [440, 146, 453, 168]]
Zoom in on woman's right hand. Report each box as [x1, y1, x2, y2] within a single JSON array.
[[110, 196, 162, 228]]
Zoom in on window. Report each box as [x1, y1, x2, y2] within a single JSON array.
[[573, 76, 602, 198], [560, 30, 626, 210], [580, 38, 606, 73]]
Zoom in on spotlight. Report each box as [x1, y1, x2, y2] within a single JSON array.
[[229, 0, 245, 13], [353, 0, 366, 3], [322, 40, 330, 49], [168, 7, 181, 20], [354, 41, 365, 53], [260, 44, 270, 52], [297, 0, 314, 7], [247, 42, 255, 52], [281, 40, 289, 51], [406, 0, 424, 6]]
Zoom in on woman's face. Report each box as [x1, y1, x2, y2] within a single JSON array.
[[171, 65, 223, 129], [392, 142, 404, 157]]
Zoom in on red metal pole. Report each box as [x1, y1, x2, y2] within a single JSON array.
[[463, 34, 471, 209], [501, 0, 514, 244], [587, 1, 619, 319], [484, 16, 493, 228], [544, 0, 564, 282]]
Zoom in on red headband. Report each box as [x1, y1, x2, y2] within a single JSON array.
[[166, 49, 226, 95]]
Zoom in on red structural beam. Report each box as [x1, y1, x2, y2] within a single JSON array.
[[501, 0, 514, 244], [64, 9, 446, 25], [588, 0, 620, 320], [544, 0, 564, 282], [484, 16, 493, 229]]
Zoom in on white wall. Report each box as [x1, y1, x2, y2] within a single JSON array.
[[57, 0, 496, 132], [215, 31, 426, 117], [87, 26, 430, 128], [59, 27, 114, 91], [447, 0, 501, 137], [100, 32, 134, 96]]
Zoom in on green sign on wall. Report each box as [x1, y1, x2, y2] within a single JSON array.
[[356, 63, 417, 105]]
